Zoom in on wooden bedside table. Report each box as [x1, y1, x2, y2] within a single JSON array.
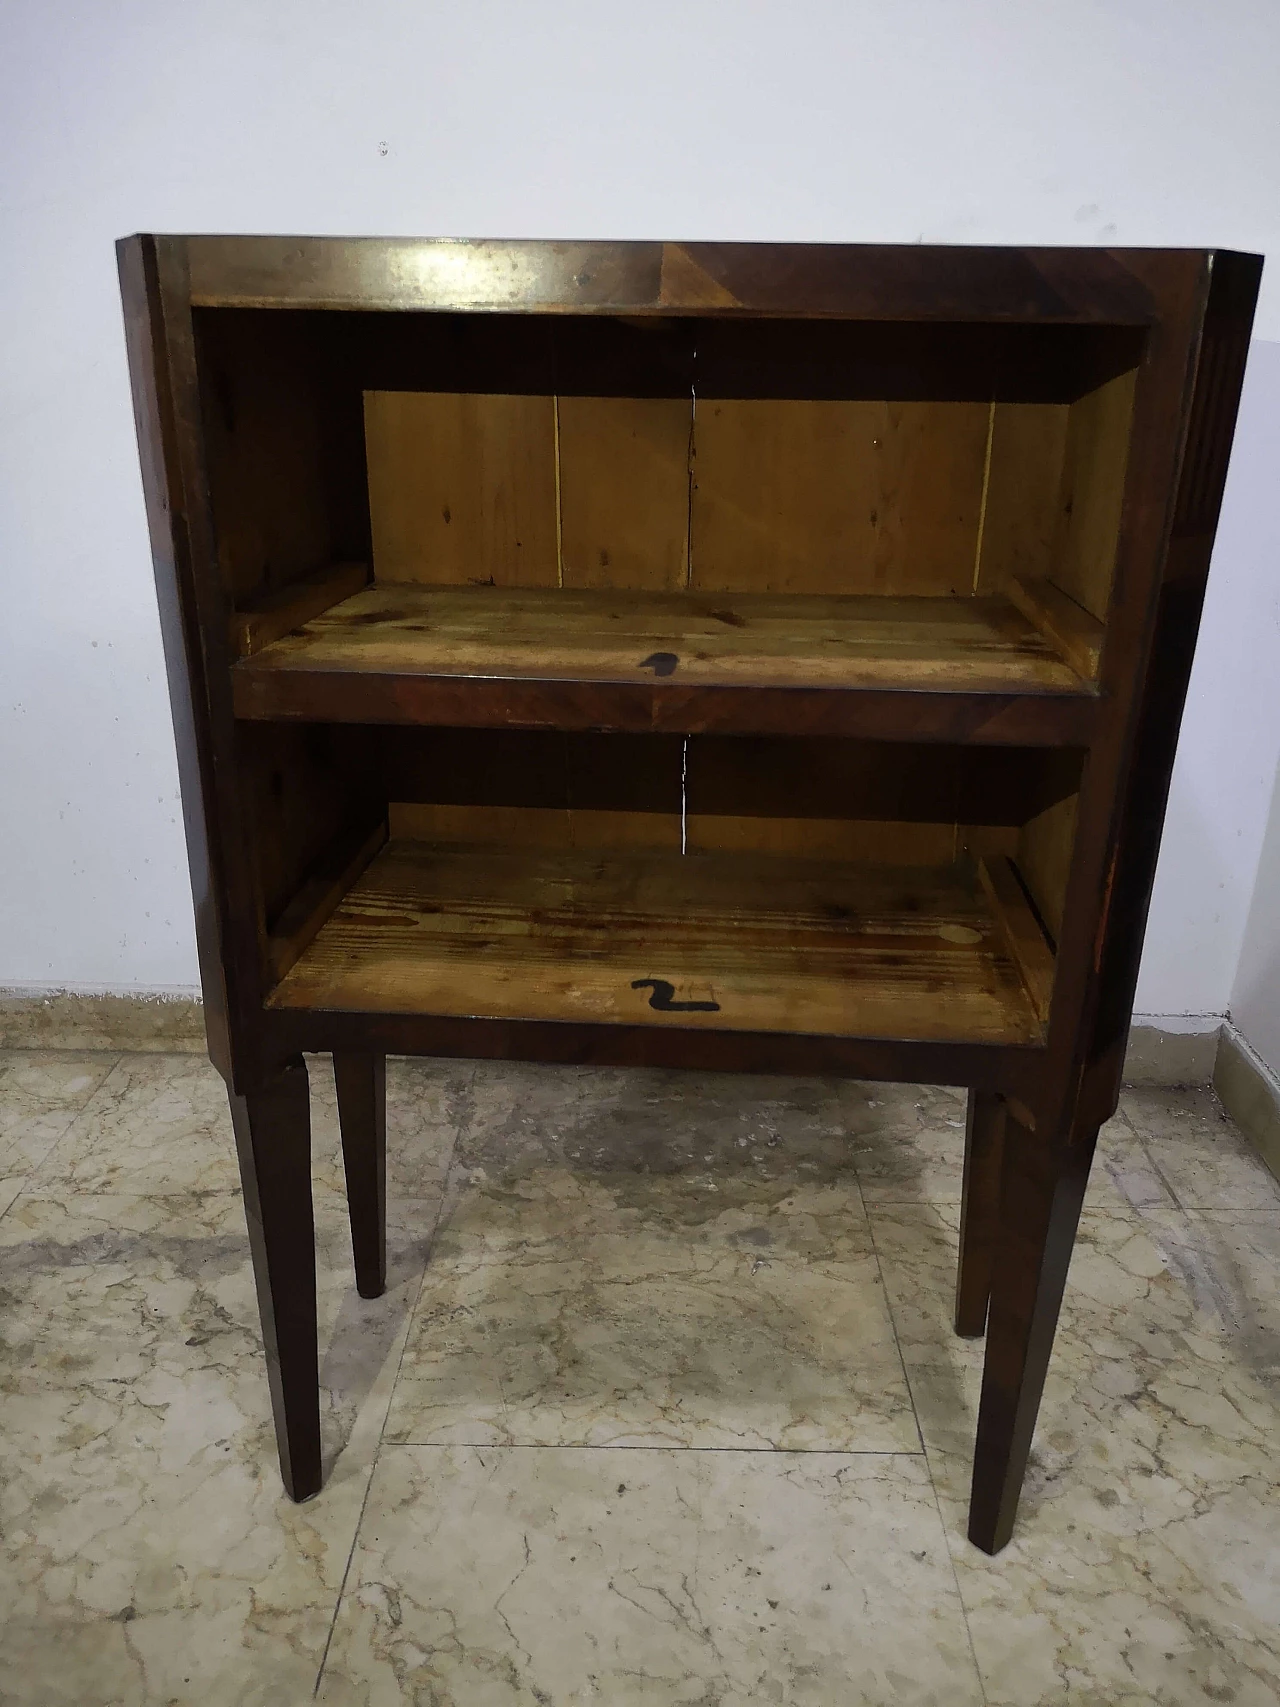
[[119, 237, 1259, 1552]]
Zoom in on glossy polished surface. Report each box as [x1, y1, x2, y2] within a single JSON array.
[[180, 235, 1179, 320]]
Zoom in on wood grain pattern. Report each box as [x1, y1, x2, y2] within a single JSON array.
[[1006, 576, 1104, 680], [1052, 369, 1137, 621], [388, 802, 959, 864], [691, 399, 989, 595], [975, 404, 1070, 593], [557, 396, 692, 590], [955, 1090, 1007, 1337], [182, 237, 1169, 323], [685, 815, 959, 864], [232, 582, 1086, 694], [1017, 793, 1079, 942], [978, 855, 1056, 1021], [196, 313, 347, 607], [268, 840, 1045, 1045], [364, 391, 558, 586], [266, 819, 388, 983], [388, 802, 680, 850], [231, 561, 369, 658]]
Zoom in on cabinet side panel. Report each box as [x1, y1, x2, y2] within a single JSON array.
[[365, 391, 559, 586], [557, 396, 692, 590], [1050, 369, 1137, 621], [976, 403, 1070, 593], [196, 312, 367, 607], [691, 399, 989, 594], [1086, 254, 1263, 1094], [1017, 794, 1079, 943], [117, 238, 233, 1075]]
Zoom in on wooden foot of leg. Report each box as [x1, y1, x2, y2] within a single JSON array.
[[967, 1105, 1099, 1553], [955, 1089, 1006, 1337], [228, 1056, 320, 1501], [334, 1052, 387, 1299]]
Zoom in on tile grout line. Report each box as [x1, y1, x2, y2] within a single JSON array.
[[0, 1179, 27, 1227], [17, 1052, 124, 1191], [381, 1441, 930, 1455], [862, 1194, 990, 1707], [312, 1062, 479, 1698]]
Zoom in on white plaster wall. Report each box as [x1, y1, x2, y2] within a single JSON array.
[[1, 0, 1278, 1020], [1134, 338, 1280, 1028], [1232, 760, 1280, 1073]]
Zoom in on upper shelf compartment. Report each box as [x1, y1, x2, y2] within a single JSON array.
[[231, 576, 1102, 741], [199, 312, 1137, 741]]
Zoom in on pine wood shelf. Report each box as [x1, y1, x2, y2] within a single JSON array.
[[267, 839, 1050, 1046], [231, 579, 1100, 741]]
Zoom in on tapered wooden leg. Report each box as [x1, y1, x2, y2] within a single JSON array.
[[955, 1089, 1006, 1337], [228, 1055, 320, 1502], [967, 1103, 1099, 1553], [333, 1052, 387, 1299]]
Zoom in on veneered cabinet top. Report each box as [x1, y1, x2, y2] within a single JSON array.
[[133, 235, 1247, 322]]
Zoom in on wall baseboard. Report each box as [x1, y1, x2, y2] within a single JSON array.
[[1121, 1021, 1222, 1087], [0, 990, 206, 1052], [0, 988, 1232, 1089], [1214, 1022, 1280, 1185]]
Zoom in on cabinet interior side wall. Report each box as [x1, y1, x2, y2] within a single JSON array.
[[195, 313, 379, 968], [1050, 368, 1137, 622], [196, 311, 371, 607]]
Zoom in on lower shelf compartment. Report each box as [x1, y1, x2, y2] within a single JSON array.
[[267, 841, 1052, 1046]]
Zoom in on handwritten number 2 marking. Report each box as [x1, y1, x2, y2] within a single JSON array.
[[631, 978, 721, 1013]]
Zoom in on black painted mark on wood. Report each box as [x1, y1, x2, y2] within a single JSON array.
[[631, 978, 721, 1013], [639, 652, 679, 677]]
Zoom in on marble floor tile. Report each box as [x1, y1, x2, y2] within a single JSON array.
[[1092, 1105, 1181, 1212], [317, 1444, 982, 1707], [27, 1052, 247, 1194], [0, 1186, 437, 1707], [1122, 1084, 1280, 1210], [398, 1074, 914, 1450], [0, 1050, 118, 1178], [840, 1086, 1150, 1215], [875, 1203, 1280, 1705], [309, 1054, 474, 1200], [28, 1051, 467, 1201], [459, 1058, 860, 1186], [835, 1081, 971, 1204], [386, 1166, 917, 1451]]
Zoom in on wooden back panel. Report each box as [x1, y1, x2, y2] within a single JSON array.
[[364, 377, 1135, 610], [690, 400, 989, 595], [364, 391, 559, 586], [376, 727, 1080, 879]]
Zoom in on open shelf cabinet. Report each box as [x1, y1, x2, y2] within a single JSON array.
[[120, 236, 1260, 1554]]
